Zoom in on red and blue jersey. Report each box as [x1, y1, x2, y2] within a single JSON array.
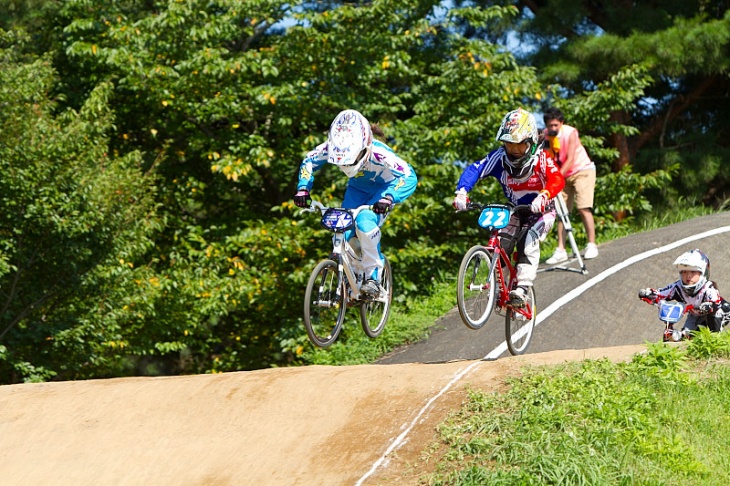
[[456, 147, 564, 205]]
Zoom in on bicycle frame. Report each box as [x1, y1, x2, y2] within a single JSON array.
[[331, 229, 366, 302], [476, 205, 533, 321], [487, 231, 533, 321], [304, 201, 373, 302]]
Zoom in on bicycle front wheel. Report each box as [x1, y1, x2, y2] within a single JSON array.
[[505, 286, 537, 355], [360, 258, 393, 338], [304, 259, 346, 347], [457, 245, 498, 330]]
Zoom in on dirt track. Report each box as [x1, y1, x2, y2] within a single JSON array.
[[0, 345, 645, 485]]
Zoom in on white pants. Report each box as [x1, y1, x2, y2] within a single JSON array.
[[499, 209, 556, 288]]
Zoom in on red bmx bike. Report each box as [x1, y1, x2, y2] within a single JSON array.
[[456, 202, 537, 355]]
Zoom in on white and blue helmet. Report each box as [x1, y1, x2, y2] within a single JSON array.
[[327, 109, 373, 178]]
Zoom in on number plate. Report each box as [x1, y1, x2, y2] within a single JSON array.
[[478, 206, 510, 229], [659, 301, 684, 323], [321, 208, 354, 232]]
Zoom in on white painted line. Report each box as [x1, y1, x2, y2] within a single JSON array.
[[354, 361, 484, 486], [358, 224, 730, 485], [490, 225, 730, 360]]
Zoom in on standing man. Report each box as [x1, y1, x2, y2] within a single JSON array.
[[543, 107, 599, 263]]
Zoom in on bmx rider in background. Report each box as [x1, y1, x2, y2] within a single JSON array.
[[639, 249, 730, 334]]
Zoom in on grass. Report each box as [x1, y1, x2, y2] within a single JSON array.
[[420, 330, 730, 485], [301, 277, 457, 365]]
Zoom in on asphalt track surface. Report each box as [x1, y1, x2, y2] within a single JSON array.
[[378, 211, 730, 364]]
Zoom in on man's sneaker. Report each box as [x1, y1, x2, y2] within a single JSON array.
[[509, 286, 528, 308], [545, 249, 568, 264], [360, 279, 381, 300], [584, 243, 599, 259]]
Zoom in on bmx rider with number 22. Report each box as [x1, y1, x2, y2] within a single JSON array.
[[453, 108, 565, 308]]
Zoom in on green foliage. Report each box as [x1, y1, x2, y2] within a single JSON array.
[[521, 1, 730, 209], [687, 327, 730, 360], [0, 42, 162, 381], [591, 164, 677, 234]]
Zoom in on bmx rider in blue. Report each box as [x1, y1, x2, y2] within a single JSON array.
[[294, 109, 417, 299]]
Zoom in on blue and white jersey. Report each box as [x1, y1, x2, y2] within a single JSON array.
[[297, 139, 417, 205]]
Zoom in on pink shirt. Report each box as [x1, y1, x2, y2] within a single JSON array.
[[556, 125, 594, 178]]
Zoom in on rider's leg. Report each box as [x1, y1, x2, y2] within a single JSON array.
[[510, 212, 556, 305], [681, 314, 701, 334], [716, 301, 730, 332], [355, 210, 385, 284], [517, 211, 557, 287], [515, 228, 541, 289]]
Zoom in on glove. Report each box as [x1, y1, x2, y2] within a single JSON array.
[[698, 302, 714, 314], [453, 190, 469, 211], [530, 190, 550, 213], [373, 195, 393, 214], [638, 288, 656, 300], [294, 190, 310, 208]]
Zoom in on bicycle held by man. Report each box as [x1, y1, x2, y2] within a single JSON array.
[[456, 202, 537, 355], [300, 200, 393, 347]]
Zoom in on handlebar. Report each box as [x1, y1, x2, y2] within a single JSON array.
[[458, 201, 532, 213], [299, 200, 372, 217], [641, 296, 696, 314], [299, 200, 327, 214]]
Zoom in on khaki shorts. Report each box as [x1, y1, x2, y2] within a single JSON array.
[[561, 168, 596, 211]]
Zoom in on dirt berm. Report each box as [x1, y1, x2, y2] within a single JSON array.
[[0, 345, 646, 485]]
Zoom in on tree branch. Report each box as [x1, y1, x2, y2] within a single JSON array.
[[631, 75, 719, 158]]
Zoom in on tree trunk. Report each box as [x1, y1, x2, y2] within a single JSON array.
[[609, 110, 631, 173]]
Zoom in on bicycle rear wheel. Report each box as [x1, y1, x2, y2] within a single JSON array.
[[457, 245, 498, 330], [304, 259, 346, 347], [360, 258, 393, 338], [505, 286, 536, 355]]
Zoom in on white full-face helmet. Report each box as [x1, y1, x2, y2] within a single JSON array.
[[673, 249, 710, 296], [495, 108, 539, 180], [327, 109, 373, 178]]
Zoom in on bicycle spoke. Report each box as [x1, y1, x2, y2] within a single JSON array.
[[505, 286, 536, 355], [304, 260, 346, 347], [360, 259, 393, 338], [457, 246, 497, 330]]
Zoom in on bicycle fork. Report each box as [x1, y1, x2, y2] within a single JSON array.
[[315, 239, 362, 307]]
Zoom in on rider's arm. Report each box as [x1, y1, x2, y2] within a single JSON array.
[[656, 282, 681, 301], [296, 142, 328, 192], [371, 142, 418, 204], [541, 152, 566, 198], [455, 151, 501, 195]]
